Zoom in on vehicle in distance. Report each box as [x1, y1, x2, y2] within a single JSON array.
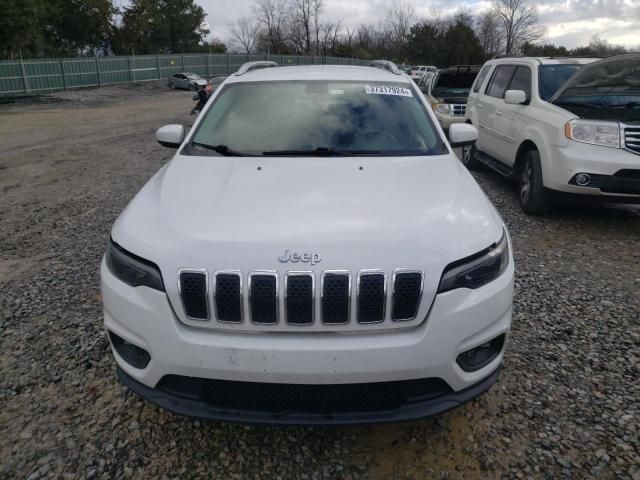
[[410, 65, 437, 80], [102, 61, 514, 424], [428, 65, 481, 132], [167, 72, 208, 91], [463, 54, 640, 213]]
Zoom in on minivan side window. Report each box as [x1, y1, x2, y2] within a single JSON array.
[[507, 66, 532, 101], [486, 65, 516, 98], [472, 65, 491, 93]]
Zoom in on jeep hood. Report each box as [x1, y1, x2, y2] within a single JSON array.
[[112, 153, 505, 326], [551, 54, 640, 123]]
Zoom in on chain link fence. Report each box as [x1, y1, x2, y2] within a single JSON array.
[[0, 53, 370, 96]]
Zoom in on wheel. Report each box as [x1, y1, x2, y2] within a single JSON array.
[[169, 82, 175, 90], [461, 143, 482, 170], [190, 84, 197, 91], [519, 150, 552, 214]]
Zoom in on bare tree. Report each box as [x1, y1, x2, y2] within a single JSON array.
[[384, 0, 416, 60], [253, 0, 288, 53], [476, 11, 503, 57], [492, 0, 544, 55], [230, 16, 260, 54], [289, 0, 323, 54]]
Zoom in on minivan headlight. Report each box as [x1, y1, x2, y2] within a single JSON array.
[[106, 239, 165, 291], [565, 119, 620, 149], [437, 231, 509, 293], [433, 102, 451, 114]]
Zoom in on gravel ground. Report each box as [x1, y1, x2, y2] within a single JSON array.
[[1, 83, 639, 479]]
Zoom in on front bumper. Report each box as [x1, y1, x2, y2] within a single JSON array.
[[544, 141, 640, 197], [435, 112, 466, 130], [102, 255, 513, 423], [117, 364, 502, 425]]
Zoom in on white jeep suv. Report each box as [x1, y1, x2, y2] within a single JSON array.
[[463, 55, 640, 213], [101, 61, 514, 424]]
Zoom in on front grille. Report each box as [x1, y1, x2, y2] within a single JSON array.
[[392, 271, 423, 321], [624, 126, 640, 154], [285, 273, 314, 325], [176, 268, 424, 329], [249, 273, 278, 324], [321, 272, 351, 324], [157, 375, 452, 414], [452, 104, 466, 116], [178, 270, 208, 320], [357, 272, 386, 323], [214, 272, 242, 323]]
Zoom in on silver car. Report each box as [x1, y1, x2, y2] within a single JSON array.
[[167, 73, 208, 91]]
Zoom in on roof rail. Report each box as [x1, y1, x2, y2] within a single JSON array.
[[368, 60, 402, 75], [235, 61, 278, 76], [492, 54, 523, 59]]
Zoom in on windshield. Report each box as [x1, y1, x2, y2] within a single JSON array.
[[539, 65, 582, 101], [431, 72, 478, 97], [185, 73, 202, 80], [188, 81, 447, 156]]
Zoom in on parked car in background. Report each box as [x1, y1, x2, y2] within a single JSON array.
[[463, 54, 640, 214], [102, 60, 514, 425], [427, 65, 481, 132], [167, 72, 208, 91], [416, 71, 436, 96], [410, 65, 437, 80]]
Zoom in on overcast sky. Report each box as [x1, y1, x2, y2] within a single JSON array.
[[197, 0, 640, 50]]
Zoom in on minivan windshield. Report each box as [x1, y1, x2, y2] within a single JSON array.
[[188, 81, 447, 157], [431, 72, 478, 98], [538, 64, 582, 101]]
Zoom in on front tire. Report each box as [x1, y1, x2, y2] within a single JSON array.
[[169, 82, 175, 90], [519, 150, 551, 214]]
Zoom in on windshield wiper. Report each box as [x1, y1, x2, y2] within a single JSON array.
[[262, 147, 382, 156], [191, 142, 247, 156]]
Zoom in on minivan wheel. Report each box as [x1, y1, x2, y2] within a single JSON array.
[[461, 143, 481, 170], [519, 150, 551, 214]]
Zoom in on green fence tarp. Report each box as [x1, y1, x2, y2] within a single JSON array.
[[0, 53, 369, 96]]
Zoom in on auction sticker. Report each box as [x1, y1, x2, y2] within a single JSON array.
[[364, 85, 413, 97]]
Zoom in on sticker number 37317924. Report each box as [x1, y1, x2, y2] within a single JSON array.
[[364, 85, 413, 97]]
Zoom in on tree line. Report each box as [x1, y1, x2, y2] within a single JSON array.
[[233, 0, 637, 66], [0, 0, 224, 59], [1, 0, 636, 62]]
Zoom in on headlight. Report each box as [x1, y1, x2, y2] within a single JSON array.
[[106, 239, 165, 291], [437, 231, 509, 293], [433, 102, 451, 114], [565, 119, 620, 149]]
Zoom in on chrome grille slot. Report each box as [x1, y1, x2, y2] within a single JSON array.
[[178, 270, 209, 320], [249, 272, 278, 324], [624, 126, 640, 154], [214, 272, 242, 323], [452, 104, 466, 116], [321, 271, 351, 324], [357, 272, 386, 324], [285, 272, 314, 325], [392, 270, 423, 321]]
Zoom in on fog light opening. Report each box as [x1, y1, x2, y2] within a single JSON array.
[[575, 173, 591, 186], [108, 331, 151, 369], [457, 334, 505, 372]]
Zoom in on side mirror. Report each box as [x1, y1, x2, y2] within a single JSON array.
[[448, 123, 478, 148], [156, 124, 185, 149], [504, 90, 527, 105]]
